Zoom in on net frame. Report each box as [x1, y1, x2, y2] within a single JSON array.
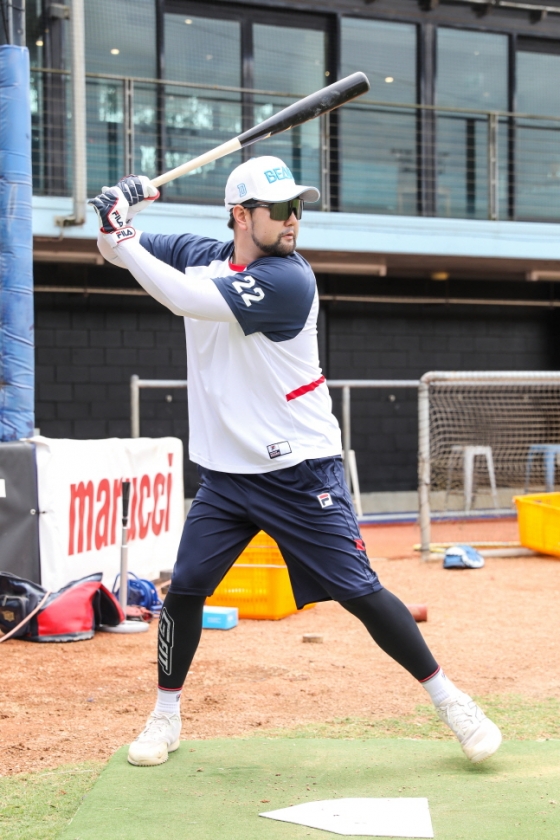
[[418, 371, 560, 559]]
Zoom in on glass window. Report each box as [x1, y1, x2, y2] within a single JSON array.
[[515, 46, 560, 220], [436, 28, 508, 219], [252, 23, 326, 197], [85, 0, 156, 77], [342, 18, 416, 106], [85, 0, 157, 194], [437, 29, 507, 111], [163, 14, 242, 203], [26, 0, 44, 68], [253, 24, 325, 95], [340, 18, 417, 214]]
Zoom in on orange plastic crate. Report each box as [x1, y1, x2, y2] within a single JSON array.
[[206, 531, 314, 620], [514, 492, 560, 558]]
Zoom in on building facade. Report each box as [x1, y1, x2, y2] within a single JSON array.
[[28, 0, 560, 498]]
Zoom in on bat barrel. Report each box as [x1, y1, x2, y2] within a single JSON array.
[[150, 72, 370, 188], [237, 72, 370, 149]]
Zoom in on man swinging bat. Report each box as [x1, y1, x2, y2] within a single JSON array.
[[90, 157, 502, 768]]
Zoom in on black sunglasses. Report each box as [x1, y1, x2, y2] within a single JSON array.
[[242, 198, 303, 221]]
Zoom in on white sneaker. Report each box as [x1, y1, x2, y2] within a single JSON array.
[[127, 711, 181, 766], [436, 691, 502, 763]]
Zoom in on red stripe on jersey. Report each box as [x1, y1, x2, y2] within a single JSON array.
[[285, 375, 326, 402], [229, 261, 247, 272]]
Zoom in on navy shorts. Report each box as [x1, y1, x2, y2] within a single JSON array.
[[169, 456, 382, 609]]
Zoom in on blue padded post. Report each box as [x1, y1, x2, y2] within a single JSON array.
[[0, 45, 34, 440]]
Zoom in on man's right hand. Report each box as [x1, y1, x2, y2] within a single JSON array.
[[106, 175, 159, 221]]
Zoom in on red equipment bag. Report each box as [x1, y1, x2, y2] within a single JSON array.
[[0, 572, 124, 642]]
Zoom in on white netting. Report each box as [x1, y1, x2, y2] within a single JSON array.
[[428, 379, 560, 506]]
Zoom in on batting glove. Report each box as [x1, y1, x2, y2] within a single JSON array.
[[89, 187, 131, 234], [105, 174, 159, 222]]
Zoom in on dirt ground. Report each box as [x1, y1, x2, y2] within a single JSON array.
[[2, 518, 560, 776]]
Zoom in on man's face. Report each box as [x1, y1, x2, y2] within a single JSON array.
[[247, 205, 299, 257]]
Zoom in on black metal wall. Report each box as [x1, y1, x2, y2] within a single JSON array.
[[34, 262, 560, 497]]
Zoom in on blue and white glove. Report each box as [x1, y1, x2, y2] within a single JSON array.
[[106, 174, 159, 221], [89, 186, 131, 234], [89, 174, 159, 234]]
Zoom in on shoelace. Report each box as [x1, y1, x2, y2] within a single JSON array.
[[140, 714, 176, 739], [443, 699, 479, 735]]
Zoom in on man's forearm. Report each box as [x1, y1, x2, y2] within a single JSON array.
[[102, 233, 236, 322]]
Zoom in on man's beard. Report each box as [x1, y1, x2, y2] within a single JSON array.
[[251, 230, 296, 257]]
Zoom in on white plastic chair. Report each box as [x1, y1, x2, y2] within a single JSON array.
[[446, 445, 499, 512]]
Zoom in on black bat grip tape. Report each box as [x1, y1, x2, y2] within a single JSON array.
[[122, 480, 131, 527]]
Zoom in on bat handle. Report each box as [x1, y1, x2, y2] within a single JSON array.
[[151, 137, 242, 188]]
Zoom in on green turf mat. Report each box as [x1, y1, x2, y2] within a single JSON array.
[[58, 739, 560, 840]]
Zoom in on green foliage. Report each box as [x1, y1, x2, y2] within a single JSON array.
[[257, 695, 560, 742], [0, 762, 102, 840]]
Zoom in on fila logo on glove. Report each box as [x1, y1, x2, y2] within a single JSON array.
[[232, 275, 265, 307], [115, 226, 135, 242]]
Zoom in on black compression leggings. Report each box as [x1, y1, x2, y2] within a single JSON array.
[[340, 589, 438, 681], [158, 587, 438, 689], [158, 593, 205, 689]]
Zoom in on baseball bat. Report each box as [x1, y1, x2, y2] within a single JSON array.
[[151, 72, 370, 189]]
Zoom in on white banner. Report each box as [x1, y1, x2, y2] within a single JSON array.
[[32, 437, 184, 592]]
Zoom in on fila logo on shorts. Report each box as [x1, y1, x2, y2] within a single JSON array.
[[317, 492, 333, 508], [267, 441, 292, 459]]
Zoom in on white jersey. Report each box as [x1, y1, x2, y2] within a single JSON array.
[[139, 232, 342, 473]]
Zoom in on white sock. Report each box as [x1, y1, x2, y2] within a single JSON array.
[[155, 687, 182, 716], [420, 668, 458, 706]]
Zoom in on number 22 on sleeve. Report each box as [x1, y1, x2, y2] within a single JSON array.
[[232, 275, 265, 307]]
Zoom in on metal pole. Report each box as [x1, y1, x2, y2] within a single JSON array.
[[342, 385, 351, 486], [488, 112, 498, 221], [71, 0, 86, 224], [418, 381, 431, 561], [124, 77, 134, 176], [119, 480, 130, 615], [100, 479, 148, 632], [348, 450, 363, 517], [0, 0, 25, 45], [130, 374, 140, 438], [320, 111, 330, 212]]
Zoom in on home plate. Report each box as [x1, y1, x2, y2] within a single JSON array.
[[260, 798, 434, 837]]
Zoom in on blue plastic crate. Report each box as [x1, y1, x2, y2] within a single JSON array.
[[202, 605, 238, 630]]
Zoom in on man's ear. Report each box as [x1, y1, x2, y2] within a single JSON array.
[[232, 204, 250, 231]]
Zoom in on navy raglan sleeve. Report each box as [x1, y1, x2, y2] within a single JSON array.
[[140, 232, 232, 272], [212, 256, 316, 342]]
